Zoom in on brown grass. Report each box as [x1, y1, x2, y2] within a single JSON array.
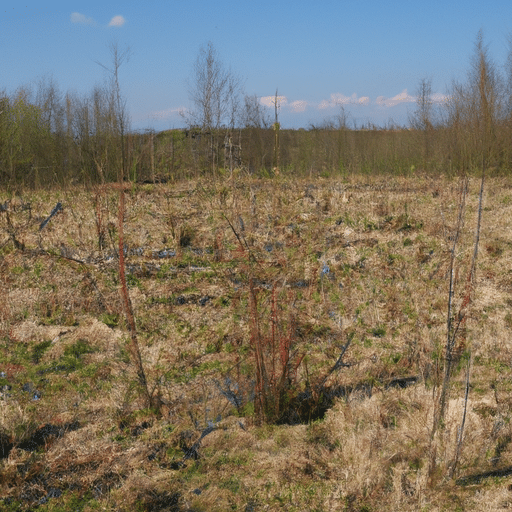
[[0, 173, 511, 510]]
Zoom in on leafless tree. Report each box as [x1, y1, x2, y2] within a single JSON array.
[[185, 41, 243, 130], [273, 89, 280, 171], [96, 42, 132, 177], [242, 94, 271, 129], [35, 75, 65, 135], [411, 77, 434, 131], [335, 104, 349, 130], [506, 33, 512, 119], [410, 77, 435, 164], [468, 31, 503, 155], [96, 43, 154, 409]]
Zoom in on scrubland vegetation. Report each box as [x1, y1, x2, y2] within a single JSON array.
[[1, 32, 512, 511]]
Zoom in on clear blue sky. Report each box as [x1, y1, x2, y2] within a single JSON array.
[[1, 1, 511, 131]]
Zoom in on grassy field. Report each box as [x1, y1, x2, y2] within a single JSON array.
[[1, 172, 512, 511]]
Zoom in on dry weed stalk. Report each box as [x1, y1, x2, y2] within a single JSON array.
[[224, 204, 304, 424], [115, 183, 154, 410], [249, 279, 304, 425], [3, 201, 27, 251], [93, 186, 107, 252]]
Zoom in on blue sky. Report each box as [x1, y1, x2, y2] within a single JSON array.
[[1, 1, 511, 131]]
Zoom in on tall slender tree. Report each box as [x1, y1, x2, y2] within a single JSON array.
[[185, 41, 243, 131]]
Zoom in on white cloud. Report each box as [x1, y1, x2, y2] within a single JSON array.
[[319, 93, 370, 109], [376, 89, 415, 108], [260, 95, 288, 108], [108, 15, 126, 27], [331, 93, 355, 105], [289, 100, 308, 112], [431, 92, 449, 104], [261, 97, 308, 112], [149, 107, 184, 120], [71, 12, 95, 25]]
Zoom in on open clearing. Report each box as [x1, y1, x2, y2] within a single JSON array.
[[1, 173, 512, 511]]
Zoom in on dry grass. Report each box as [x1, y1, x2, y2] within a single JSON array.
[[0, 173, 512, 510]]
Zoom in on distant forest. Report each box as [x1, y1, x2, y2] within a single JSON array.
[[1, 32, 511, 189]]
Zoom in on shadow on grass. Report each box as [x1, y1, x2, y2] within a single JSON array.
[[456, 466, 512, 486]]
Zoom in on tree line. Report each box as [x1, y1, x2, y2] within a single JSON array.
[[1, 31, 512, 189]]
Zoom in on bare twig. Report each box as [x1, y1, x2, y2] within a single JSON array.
[[117, 185, 151, 408], [450, 353, 471, 478], [435, 176, 469, 435]]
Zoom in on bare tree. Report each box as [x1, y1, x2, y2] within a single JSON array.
[[242, 94, 271, 129], [96, 42, 132, 178], [272, 89, 281, 171], [428, 32, 490, 483], [411, 77, 434, 131], [446, 31, 504, 171], [468, 31, 502, 165], [35, 75, 64, 135], [241, 94, 271, 172], [410, 77, 434, 164], [183, 42, 244, 174], [335, 104, 349, 130], [185, 41, 243, 131], [506, 33, 512, 119]]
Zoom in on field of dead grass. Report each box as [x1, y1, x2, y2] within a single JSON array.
[[1, 173, 512, 511]]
